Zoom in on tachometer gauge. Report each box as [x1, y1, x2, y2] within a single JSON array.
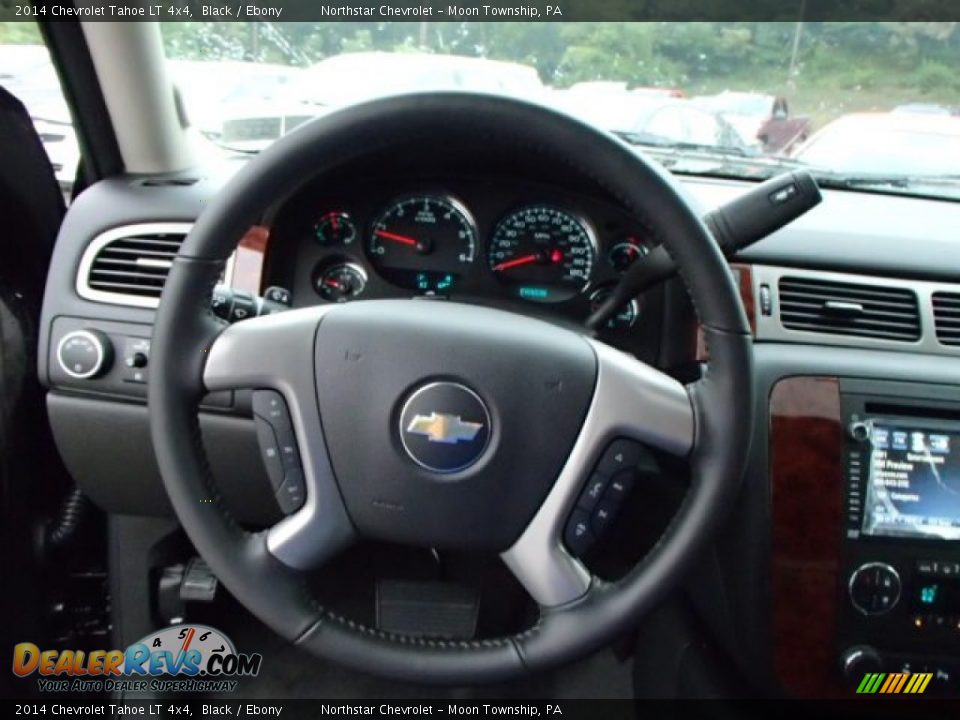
[[315, 262, 367, 303], [315, 211, 356, 246], [488, 206, 596, 302], [368, 195, 477, 291]]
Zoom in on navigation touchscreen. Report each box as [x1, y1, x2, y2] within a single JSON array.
[[862, 424, 960, 540]]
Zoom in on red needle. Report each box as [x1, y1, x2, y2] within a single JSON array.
[[375, 229, 418, 247], [324, 279, 342, 289], [493, 254, 539, 272]]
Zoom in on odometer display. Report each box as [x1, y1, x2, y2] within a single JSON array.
[[488, 206, 595, 302]]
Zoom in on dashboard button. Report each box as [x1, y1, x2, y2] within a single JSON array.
[[576, 473, 608, 513], [564, 509, 595, 557], [596, 438, 644, 476]]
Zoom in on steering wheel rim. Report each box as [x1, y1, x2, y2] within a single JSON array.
[[148, 93, 754, 683]]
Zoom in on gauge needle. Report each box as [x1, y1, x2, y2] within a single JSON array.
[[374, 229, 419, 247], [493, 254, 539, 272], [324, 279, 342, 289], [493, 250, 563, 272]]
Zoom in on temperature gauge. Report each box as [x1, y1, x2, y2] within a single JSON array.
[[315, 211, 357, 246], [589, 288, 639, 331], [315, 263, 367, 303], [608, 237, 649, 274]]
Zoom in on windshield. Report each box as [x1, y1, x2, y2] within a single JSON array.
[[6, 21, 957, 200]]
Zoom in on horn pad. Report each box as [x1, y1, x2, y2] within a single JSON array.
[[314, 300, 596, 551]]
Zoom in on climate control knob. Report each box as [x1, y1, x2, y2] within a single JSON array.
[[849, 562, 901, 615], [56, 329, 113, 379]]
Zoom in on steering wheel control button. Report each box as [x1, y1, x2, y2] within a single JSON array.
[[253, 390, 293, 433], [253, 419, 285, 490], [604, 469, 636, 503], [849, 562, 901, 615], [591, 500, 619, 535], [596, 438, 645, 476], [399, 382, 491, 474], [276, 467, 306, 514], [57, 329, 112, 380], [564, 509, 595, 557], [576, 473, 609, 513]]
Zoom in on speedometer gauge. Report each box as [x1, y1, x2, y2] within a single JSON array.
[[488, 206, 596, 302], [368, 195, 476, 292]]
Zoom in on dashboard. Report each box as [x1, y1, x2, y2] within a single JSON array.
[[35, 153, 960, 698]]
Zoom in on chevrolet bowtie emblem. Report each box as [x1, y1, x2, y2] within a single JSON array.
[[406, 413, 484, 445]]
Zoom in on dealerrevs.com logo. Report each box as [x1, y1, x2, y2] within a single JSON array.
[[12, 624, 262, 693]]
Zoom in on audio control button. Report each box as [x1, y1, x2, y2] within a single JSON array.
[[849, 562, 901, 615], [849, 421, 870, 442]]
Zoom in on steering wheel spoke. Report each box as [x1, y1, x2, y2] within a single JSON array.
[[502, 339, 694, 608], [203, 306, 355, 570]]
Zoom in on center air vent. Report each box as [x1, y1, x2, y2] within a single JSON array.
[[77, 223, 193, 308], [778, 276, 921, 342], [933, 292, 960, 346]]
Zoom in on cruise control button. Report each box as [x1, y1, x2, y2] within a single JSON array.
[[576, 473, 608, 513], [564, 509, 595, 557], [276, 467, 306, 514], [253, 418, 284, 490], [591, 499, 618, 536], [597, 438, 644, 476]]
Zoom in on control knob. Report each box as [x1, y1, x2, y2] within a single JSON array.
[[56, 329, 113, 379], [841, 645, 883, 684]]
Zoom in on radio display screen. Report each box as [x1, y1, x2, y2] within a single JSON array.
[[862, 424, 960, 540]]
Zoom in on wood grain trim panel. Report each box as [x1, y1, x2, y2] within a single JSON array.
[[769, 376, 845, 698], [230, 225, 270, 294]]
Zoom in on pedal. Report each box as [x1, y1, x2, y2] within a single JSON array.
[[376, 580, 479, 639], [157, 557, 219, 625], [180, 557, 219, 602]]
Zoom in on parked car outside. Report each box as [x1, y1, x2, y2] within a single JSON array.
[[792, 112, 960, 177], [692, 90, 811, 153], [219, 52, 546, 151]]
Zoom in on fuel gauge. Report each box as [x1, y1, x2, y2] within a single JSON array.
[[315, 262, 367, 303]]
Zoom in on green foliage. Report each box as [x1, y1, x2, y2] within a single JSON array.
[[0, 21, 41, 44], [914, 61, 959, 92]]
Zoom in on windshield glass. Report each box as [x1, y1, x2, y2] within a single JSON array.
[[152, 22, 960, 200]]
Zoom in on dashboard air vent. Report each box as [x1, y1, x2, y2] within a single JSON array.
[[79, 223, 193, 308], [778, 276, 921, 342], [933, 292, 960, 346]]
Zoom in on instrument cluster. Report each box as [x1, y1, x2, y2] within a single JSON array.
[[266, 178, 657, 333]]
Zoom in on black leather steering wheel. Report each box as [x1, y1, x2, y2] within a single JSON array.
[[148, 93, 753, 683]]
